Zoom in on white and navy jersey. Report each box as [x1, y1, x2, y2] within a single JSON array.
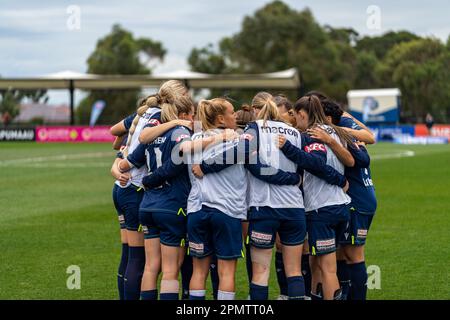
[[302, 125, 351, 211], [245, 120, 304, 209], [187, 129, 248, 220], [198, 121, 305, 209], [129, 125, 192, 214], [123, 107, 161, 188], [114, 112, 138, 188], [346, 145, 377, 213], [339, 118, 377, 213]]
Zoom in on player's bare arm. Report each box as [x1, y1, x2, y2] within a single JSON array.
[[307, 127, 355, 167]]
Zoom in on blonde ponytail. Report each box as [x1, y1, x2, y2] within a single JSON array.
[[252, 92, 281, 125], [123, 80, 190, 156], [197, 98, 229, 131]]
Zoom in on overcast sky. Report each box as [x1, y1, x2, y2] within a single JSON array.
[[1, 0, 449, 103]]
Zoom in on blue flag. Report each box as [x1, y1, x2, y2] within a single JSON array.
[[89, 100, 106, 127]]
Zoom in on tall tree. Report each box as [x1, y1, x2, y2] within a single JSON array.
[[377, 38, 450, 122], [356, 31, 419, 60], [76, 24, 166, 124], [189, 1, 355, 104]]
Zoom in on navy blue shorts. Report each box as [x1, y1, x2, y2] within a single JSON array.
[[187, 206, 243, 260], [116, 184, 144, 231], [140, 209, 187, 247], [248, 207, 306, 248], [306, 204, 350, 256], [112, 184, 126, 229], [339, 207, 374, 246], [139, 209, 160, 240]]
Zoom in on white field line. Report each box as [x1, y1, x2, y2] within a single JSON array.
[[0, 150, 416, 168], [371, 150, 415, 160], [8, 162, 112, 168], [0, 152, 113, 167]]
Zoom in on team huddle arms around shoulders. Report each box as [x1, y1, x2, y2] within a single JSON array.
[[109, 80, 377, 301]]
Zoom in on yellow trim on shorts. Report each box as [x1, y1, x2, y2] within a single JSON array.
[[180, 238, 185, 248], [177, 208, 186, 217], [312, 246, 316, 256]]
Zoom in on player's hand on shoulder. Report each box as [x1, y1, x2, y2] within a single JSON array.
[[192, 164, 204, 179], [307, 127, 333, 144]]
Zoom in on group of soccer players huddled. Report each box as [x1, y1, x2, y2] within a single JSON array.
[[109, 80, 377, 301]]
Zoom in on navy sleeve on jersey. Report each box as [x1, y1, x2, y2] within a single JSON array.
[[143, 112, 162, 129], [339, 117, 362, 130], [142, 129, 190, 189], [200, 122, 300, 185], [348, 144, 370, 168], [126, 143, 147, 168], [281, 135, 346, 187], [123, 113, 136, 131]]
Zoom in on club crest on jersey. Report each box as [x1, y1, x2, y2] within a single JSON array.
[[147, 119, 161, 126], [304, 143, 326, 153], [176, 134, 190, 143]]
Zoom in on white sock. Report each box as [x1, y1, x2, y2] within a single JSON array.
[[190, 290, 206, 298], [218, 290, 235, 300]]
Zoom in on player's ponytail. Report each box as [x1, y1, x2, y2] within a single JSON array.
[[197, 98, 229, 131], [123, 95, 156, 156], [161, 95, 194, 123], [123, 80, 189, 156], [252, 92, 281, 125], [295, 95, 353, 147]]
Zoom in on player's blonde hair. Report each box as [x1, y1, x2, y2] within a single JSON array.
[[197, 98, 230, 131], [252, 92, 282, 125], [161, 94, 194, 123], [124, 80, 189, 156]]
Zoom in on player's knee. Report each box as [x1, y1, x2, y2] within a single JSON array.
[[251, 248, 272, 285], [344, 245, 365, 263]]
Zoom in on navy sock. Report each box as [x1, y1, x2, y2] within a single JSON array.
[[117, 243, 129, 300], [140, 289, 157, 300], [210, 255, 219, 300], [301, 254, 311, 298], [311, 283, 323, 300], [250, 283, 268, 300], [245, 243, 253, 286], [160, 292, 179, 300], [287, 276, 305, 300], [181, 254, 193, 300], [349, 261, 368, 300], [275, 251, 288, 296], [123, 246, 145, 300], [337, 260, 351, 300]]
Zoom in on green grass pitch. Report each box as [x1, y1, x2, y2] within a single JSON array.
[[0, 142, 449, 299]]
